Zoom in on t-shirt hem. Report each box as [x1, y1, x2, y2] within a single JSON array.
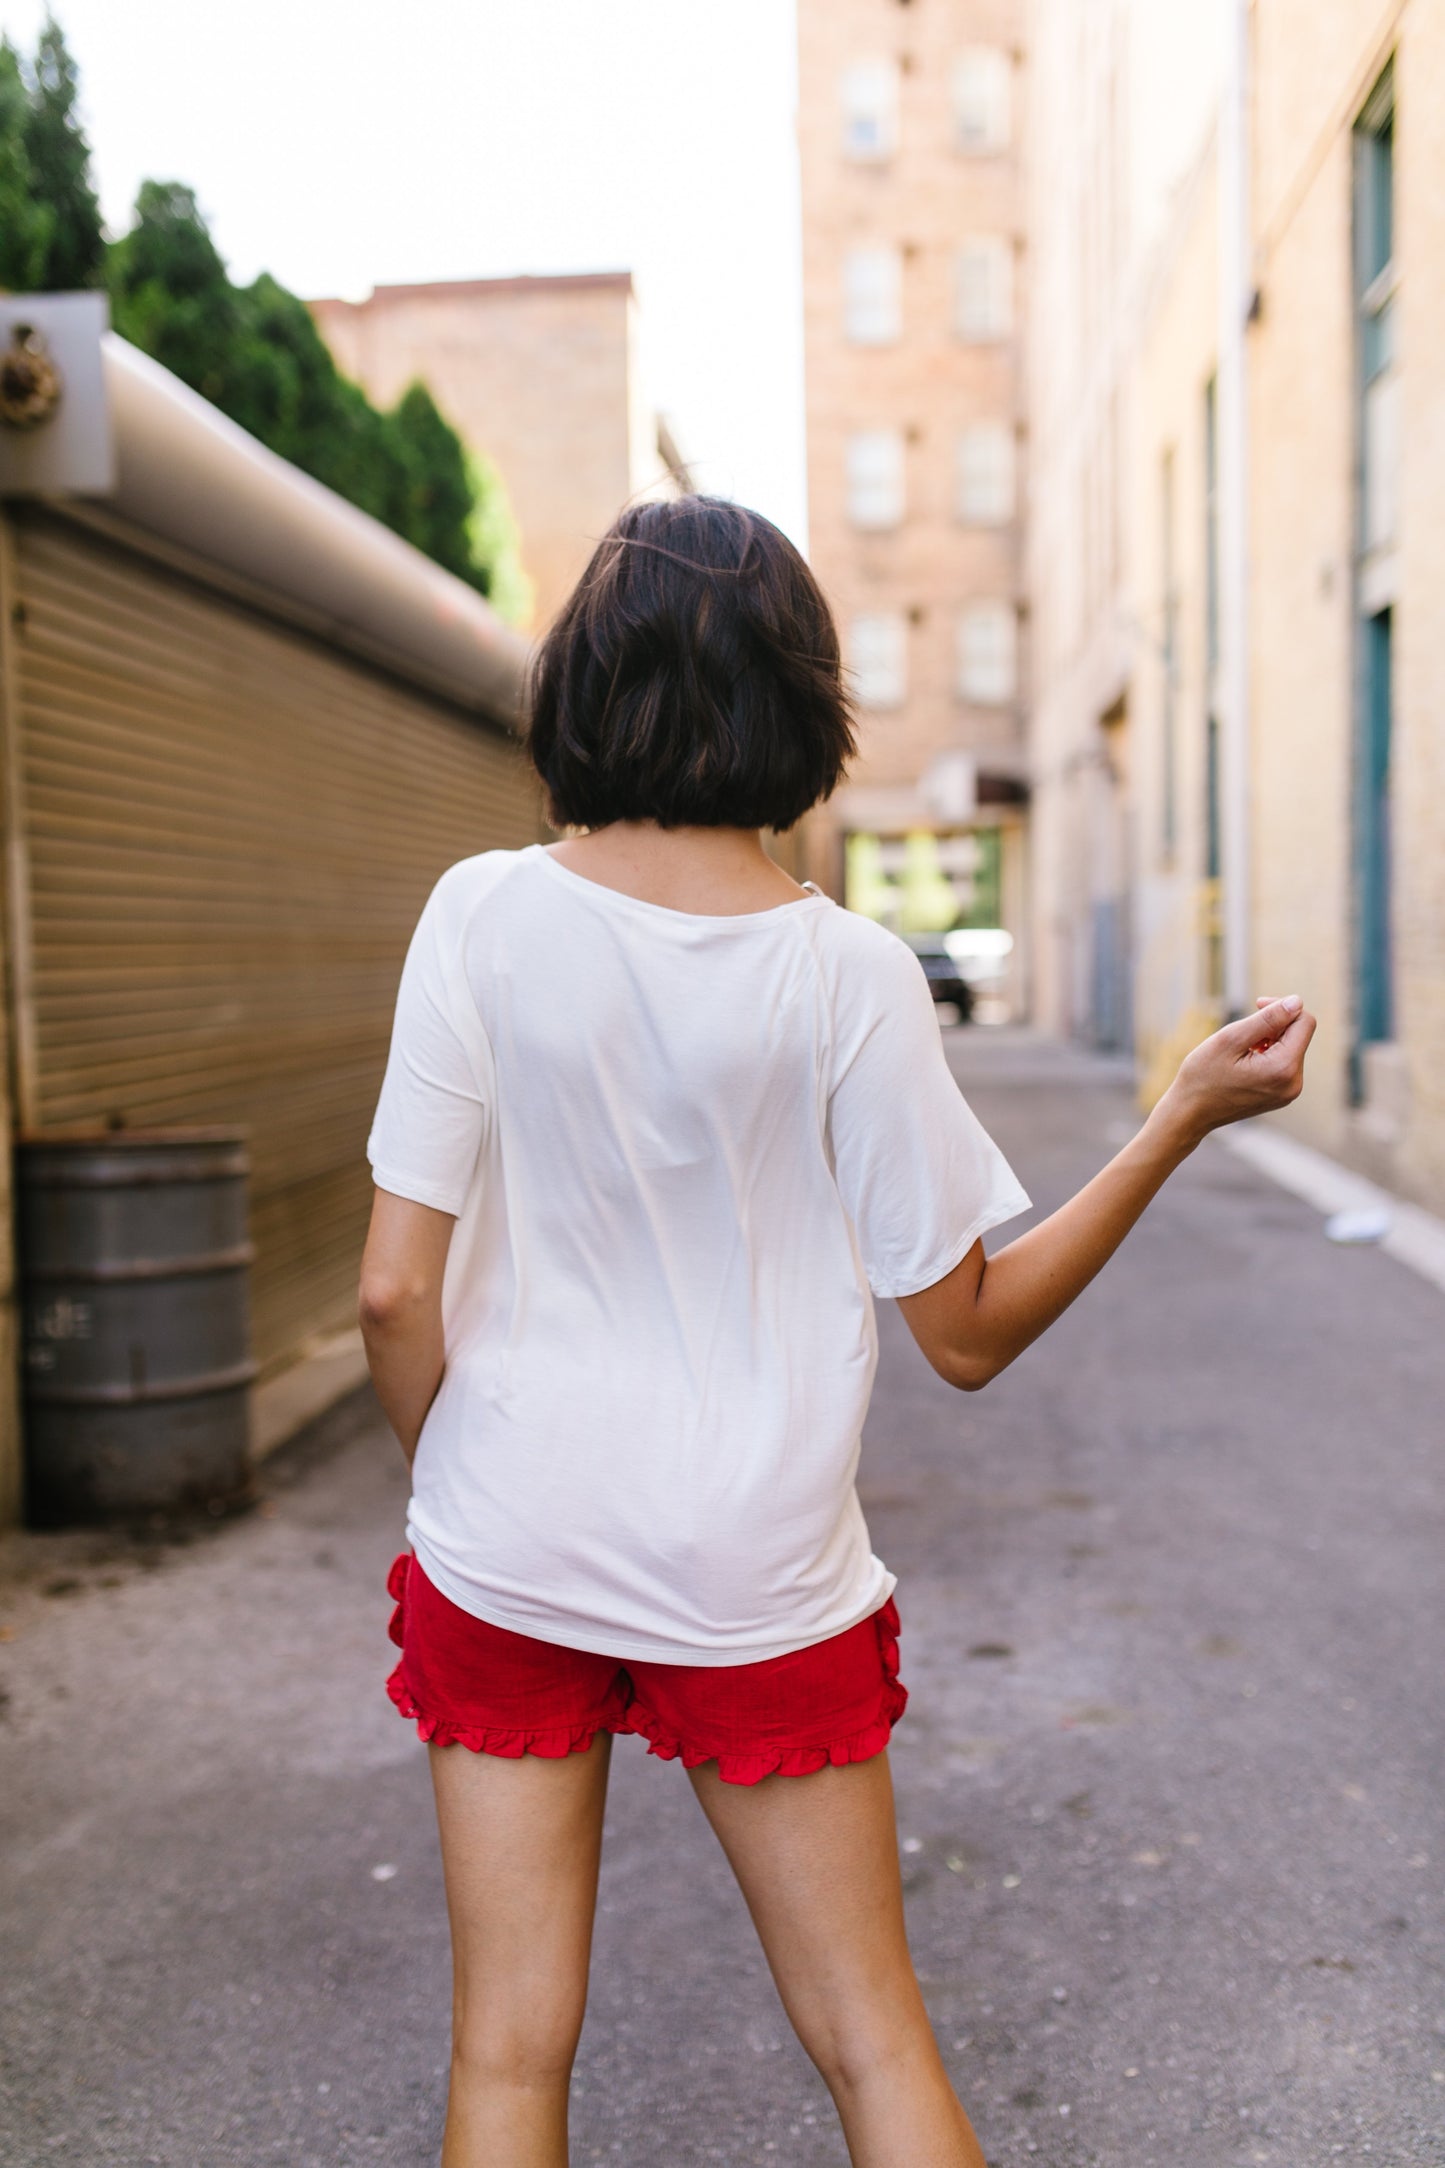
[[869, 1185, 1033, 1300], [368, 1160, 467, 1217], [409, 1533, 898, 1668]]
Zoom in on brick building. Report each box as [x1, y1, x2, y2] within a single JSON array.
[[795, 0, 1029, 1004], [1027, 0, 1445, 1214], [311, 272, 691, 631]]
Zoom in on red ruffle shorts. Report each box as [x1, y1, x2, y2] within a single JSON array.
[[386, 1551, 907, 1787]]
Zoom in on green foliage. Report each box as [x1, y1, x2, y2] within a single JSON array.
[[0, 39, 51, 292], [108, 181, 243, 407], [466, 449, 533, 627], [25, 15, 104, 289], [389, 381, 479, 582], [3, 19, 530, 615]]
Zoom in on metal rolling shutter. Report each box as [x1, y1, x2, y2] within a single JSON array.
[[10, 508, 540, 1374]]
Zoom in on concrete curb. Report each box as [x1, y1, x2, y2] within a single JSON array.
[[250, 1328, 370, 1463], [1220, 1122, 1445, 1299]]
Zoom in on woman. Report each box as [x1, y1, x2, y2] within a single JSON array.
[[360, 496, 1313, 2167]]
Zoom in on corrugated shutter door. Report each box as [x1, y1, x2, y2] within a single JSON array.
[[12, 510, 540, 1373]]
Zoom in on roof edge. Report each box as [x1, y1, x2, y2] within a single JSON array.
[[313, 270, 635, 312]]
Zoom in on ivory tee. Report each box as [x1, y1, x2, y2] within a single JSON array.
[[367, 845, 1030, 1665]]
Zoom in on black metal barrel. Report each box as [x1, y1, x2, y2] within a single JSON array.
[[17, 1131, 257, 1524]]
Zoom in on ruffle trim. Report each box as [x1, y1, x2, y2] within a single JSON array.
[[616, 1597, 908, 1787], [615, 1693, 906, 1785], [385, 1662, 609, 1759]]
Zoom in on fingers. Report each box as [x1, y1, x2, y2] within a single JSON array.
[[1248, 1005, 1317, 1094], [1225, 996, 1302, 1051]]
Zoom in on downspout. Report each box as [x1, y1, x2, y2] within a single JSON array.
[[0, 513, 29, 1527], [1217, 0, 1253, 1015]]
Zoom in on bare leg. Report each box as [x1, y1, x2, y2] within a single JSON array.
[[690, 1752, 987, 2168], [429, 1733, 612, 2168]]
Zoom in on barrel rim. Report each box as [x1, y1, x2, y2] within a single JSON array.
[[17, 1126, 250, 1148], [23, 1241, 256, 1285], [16, 1130, 251, 1186], [24, 1356, 259, 1407]]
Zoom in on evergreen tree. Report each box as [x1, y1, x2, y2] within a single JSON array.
[[233, 271, 399, 528], [24, 15, 103, 289], [108, 180, 244, 408], [0, 39, 51, 292], [387, 381, 482, 586], [467, 448, 532, 626]]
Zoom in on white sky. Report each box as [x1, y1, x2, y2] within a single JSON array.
[[0, 0, 809, 542]]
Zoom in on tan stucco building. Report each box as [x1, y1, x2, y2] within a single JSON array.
[[311, 272, 690, 631], [1026, 0, 1445, 1214], [796, 0, 1029, 998]]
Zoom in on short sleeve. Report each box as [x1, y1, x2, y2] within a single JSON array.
[[827, 933, 1031, 1298], [367, 871, 491, 1217]]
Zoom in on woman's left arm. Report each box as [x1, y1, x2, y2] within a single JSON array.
[[358, 1189, 456, 1464]]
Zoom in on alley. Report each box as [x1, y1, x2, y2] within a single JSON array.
[[2, 1030, 1442, 2167]]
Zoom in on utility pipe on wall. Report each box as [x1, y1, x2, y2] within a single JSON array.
[[1216, 0, 1253, 1015]]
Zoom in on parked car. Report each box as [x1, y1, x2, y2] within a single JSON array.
[[900, 933, 975, 1022]]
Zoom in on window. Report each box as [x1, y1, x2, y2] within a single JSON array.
[[846, 430, 905, 528], [1160, 447, 1179, 859], [840, 59, 899, 162], [1203, 374, 1219, 677], [1357, 77, 1397, 557], [1203, 377, 1222, 965], [849, 613, 908, 707], [954, 48, 1011, 153], [954, 238, 1012, 341], [956, 423, 1014, 524], [844, 245, 903, 344], [1351, 67, 1397, 1078], [956, 604, 1016, 704]]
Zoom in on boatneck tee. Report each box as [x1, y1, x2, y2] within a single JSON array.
[[367, 845, 1030, 1665]]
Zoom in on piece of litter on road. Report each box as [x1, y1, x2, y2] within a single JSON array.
[[1124, 2068, 1139, 2079], [1002, 1874, 1021, 1889], [1324, 1207, 1392, 1245], [370, 1863, 398, 1882], [901, 1836, 923, 1853], [1051, 1986, 1068, 2003]]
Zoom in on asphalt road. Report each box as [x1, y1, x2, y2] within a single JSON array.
[[2, 1029, 1442, 2167]]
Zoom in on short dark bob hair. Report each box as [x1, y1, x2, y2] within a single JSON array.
[[526, 496, 856, 832]]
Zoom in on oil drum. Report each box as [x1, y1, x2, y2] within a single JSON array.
[[17, 1131, 257, 1523]]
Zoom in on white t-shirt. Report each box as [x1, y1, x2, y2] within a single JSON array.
[[367, 845, 1029, 1665]]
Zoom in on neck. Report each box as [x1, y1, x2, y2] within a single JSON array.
[[545, 822, 809, 915]]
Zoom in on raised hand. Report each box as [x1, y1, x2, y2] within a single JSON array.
[[1163, 995, 1317, 1143]]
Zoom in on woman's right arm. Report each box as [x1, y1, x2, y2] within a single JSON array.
[[359, 1188, 455, 1462], [896, 995, 1315, 1391]]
